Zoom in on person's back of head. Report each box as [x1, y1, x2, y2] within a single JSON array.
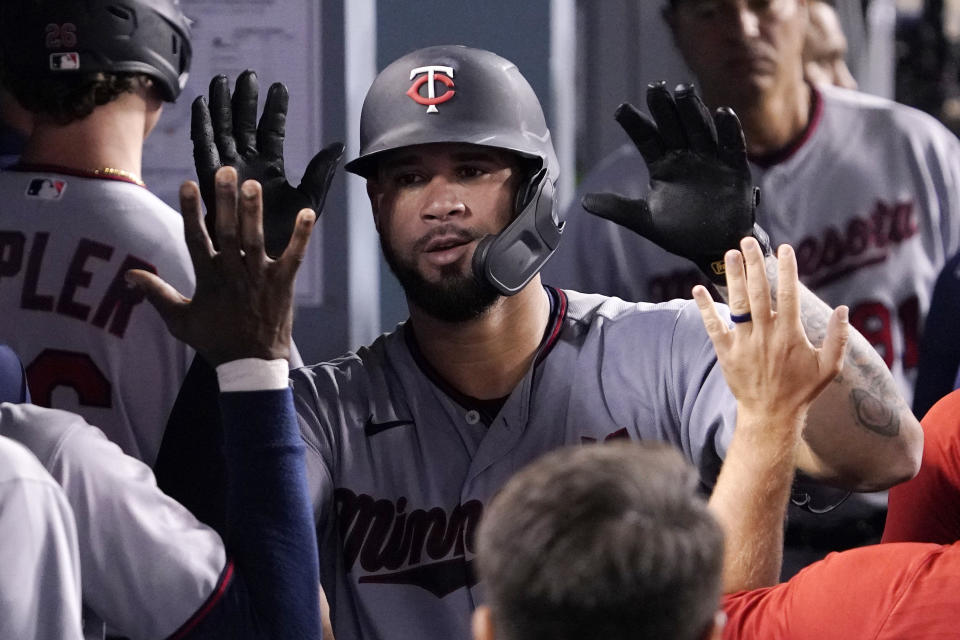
[[0, 0, 191, 124], [475, 441, 724, 640]]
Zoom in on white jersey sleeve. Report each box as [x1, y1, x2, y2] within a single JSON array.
[[0, 403, 226, 639], [0, 434, 83, 640]]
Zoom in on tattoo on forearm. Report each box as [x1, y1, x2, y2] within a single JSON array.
[[836, 336, 906, 436], [789, 268, 907, 436], [850, 388, 900, 437]]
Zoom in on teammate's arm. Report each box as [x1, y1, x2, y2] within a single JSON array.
[[585, 84, 922, 490], [156, 70, 338, 529], [126, 168, 324, 637], [751, 254, 921, 490], [0, 392, 318, 639], [697, 241, 848, 591]]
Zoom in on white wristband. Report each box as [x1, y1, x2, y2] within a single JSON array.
[[216, 358, 288, 392]]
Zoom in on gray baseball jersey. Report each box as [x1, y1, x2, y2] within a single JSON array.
[[0, 170, 195, 464], [0, 402, 226, 639], [0, 434, 83, 640], [291, 287, 737, 640], [543, 85, 960, 404]]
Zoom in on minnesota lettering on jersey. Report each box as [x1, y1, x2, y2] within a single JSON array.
[[0, 230, 155, 337], [334, 488, 483, 598], [794, 199, 917, 289], [642, 200, 918, 304]]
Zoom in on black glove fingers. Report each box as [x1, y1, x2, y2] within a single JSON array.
[[674, 84, 717, 154], [715, 107, 749, 170], [208, 75, 239, 164], [257, 82, 289, 162], [231, 70, 260, 157], [191, 96, 221, 175], [299, 142, 344, 212], [614, 103, 665, 165], [646, 82, 686, 150]]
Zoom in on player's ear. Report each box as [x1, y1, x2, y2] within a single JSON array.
[[471, 605, 495, 640], [366, 179, 383, 232]]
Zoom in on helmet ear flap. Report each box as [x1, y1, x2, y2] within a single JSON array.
[[473, 167, 563, 296]]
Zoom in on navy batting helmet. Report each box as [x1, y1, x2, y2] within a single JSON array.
[[347, 45, 564, 296], [0, 0, 192, 102]]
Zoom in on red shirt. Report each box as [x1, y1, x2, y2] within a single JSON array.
[[723, 542, 959, 639]]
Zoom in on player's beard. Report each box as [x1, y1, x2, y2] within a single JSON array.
[[381, 232, 501, 323]]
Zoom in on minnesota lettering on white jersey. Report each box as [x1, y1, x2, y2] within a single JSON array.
[[543, 86, 960, 404], [0, 171, 195, 463], [291, 287, 737, 640]]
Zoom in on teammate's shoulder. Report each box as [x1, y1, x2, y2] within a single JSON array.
[[122, 186, 185, 228], [562, 289, 702, 328], [0, 433, 54, 486], [290, 328, 403, 394], [0, 403, 98, 469], [820, 85, 954, 139]]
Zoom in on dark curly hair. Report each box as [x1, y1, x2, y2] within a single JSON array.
[[0, 66, 151, 125]]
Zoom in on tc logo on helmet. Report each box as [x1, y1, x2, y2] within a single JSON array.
[[406, 65, 455, 113]]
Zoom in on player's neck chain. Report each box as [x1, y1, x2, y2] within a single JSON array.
[[9, 162, 147, 187], [90, 166, 146, 186]]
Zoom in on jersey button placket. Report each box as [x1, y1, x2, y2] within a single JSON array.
[[465, 410, 480, 425]]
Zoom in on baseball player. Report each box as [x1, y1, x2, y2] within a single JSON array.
[[139, 45, 919, 640], [0, 0, 196, 465], [0, 1, 340, 538], [542, 0, 960, 407], [0, 183, 324, 639]]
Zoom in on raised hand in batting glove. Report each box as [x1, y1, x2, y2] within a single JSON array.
[[582, 82, 769, 285], [192, 69, 343, 258]]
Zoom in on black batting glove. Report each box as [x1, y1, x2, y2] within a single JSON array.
[[191, 69, 344, 258], [583, 82, 768, 285]]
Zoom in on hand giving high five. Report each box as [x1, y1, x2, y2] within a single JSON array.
[[126, 168, 315, 366]]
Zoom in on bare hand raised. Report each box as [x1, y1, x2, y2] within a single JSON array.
[[126, 167, 316, 366], [693, 238, 849, 422]]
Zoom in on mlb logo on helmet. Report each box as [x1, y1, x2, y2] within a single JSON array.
[[26, 178, 67, 200], [406, 65, 455, 113], [50, 52, 79, 70]]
